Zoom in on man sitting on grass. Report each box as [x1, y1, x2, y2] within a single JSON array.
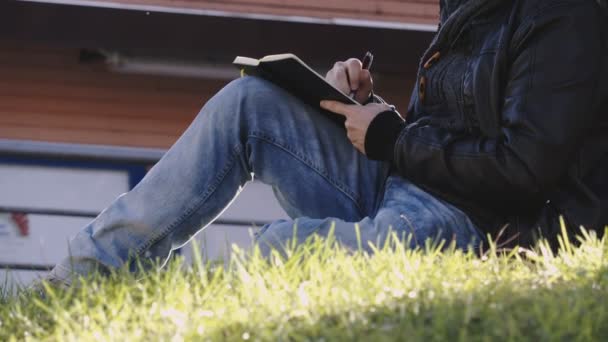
[[49, 0, 607, 285]]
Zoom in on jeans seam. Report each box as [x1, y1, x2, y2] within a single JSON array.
[[249, 131, 366, 216], [133, 143, 242, 257], [399, 212, 418, 235], [370, 170, 392, 217]]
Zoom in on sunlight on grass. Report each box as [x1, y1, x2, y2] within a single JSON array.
[[1, 227, 607, 341]]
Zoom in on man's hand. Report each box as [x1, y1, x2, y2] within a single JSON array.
[[320, 100, 392, 155], [325, 58, 373, 104]]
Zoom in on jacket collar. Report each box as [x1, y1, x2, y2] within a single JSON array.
[[440, 0, 472, 23], [424, 0, 503, 62]]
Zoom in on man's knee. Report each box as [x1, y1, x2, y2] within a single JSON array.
[[219, 76, 283, 107], [194, 76, 281, 129], [212, 76, 314, 131]]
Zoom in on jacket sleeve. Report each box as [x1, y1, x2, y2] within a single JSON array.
[[367, 2, 604, 208]]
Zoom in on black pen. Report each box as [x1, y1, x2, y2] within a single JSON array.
[[350, 51, 374, 100], [361, 51, 374, 71]]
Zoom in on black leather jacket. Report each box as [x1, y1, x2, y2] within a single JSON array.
[[365, 0, 608, 247]]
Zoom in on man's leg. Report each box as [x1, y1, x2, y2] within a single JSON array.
[[255, 173, 484, 256], [50, 76, 391, 282]]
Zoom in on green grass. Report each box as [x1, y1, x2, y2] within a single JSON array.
[[1, 228, 607, 341]]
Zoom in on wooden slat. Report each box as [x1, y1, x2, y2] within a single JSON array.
[[0, 43, 207, 148], [0, 42, 413, 148], [0, 111, 192, 134], [83, 0, 440, 25], [0, 125, 181, 148], [0, 60, 223, 98]]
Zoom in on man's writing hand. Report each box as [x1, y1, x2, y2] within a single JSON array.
[[320, 100, 391, 155], [325, 58, 373, 104]]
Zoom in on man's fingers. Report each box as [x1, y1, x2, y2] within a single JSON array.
[[328, 62, 351, 95], [320, 100, 353, 116], [326, 58, 373, 97], [345, 58, 363, 92], [355, 69, 373, 103]]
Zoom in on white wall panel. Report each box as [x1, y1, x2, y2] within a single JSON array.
[[0, 164, 129, 211], [217, 181, 289, 221], [0, 163, 131, 284], [0, 214, 91, 265], [180, 181, 289, 262], [0, 160, 288, 287]]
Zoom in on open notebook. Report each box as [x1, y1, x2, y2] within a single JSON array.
[[234, 53, 359, 123]]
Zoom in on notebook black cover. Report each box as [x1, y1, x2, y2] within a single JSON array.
[[234, 54, 359, 123]]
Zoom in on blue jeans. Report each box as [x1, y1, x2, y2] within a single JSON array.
[[51, 77, 482, 281]]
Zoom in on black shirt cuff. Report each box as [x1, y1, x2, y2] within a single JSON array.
[[364, 110, 406, 161]]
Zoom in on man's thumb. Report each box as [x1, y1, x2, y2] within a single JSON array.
[[320, 100, 350, 116]]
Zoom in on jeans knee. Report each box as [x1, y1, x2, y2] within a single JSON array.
[[205, 76, 285, 125], [222, 76, 281, 105]]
